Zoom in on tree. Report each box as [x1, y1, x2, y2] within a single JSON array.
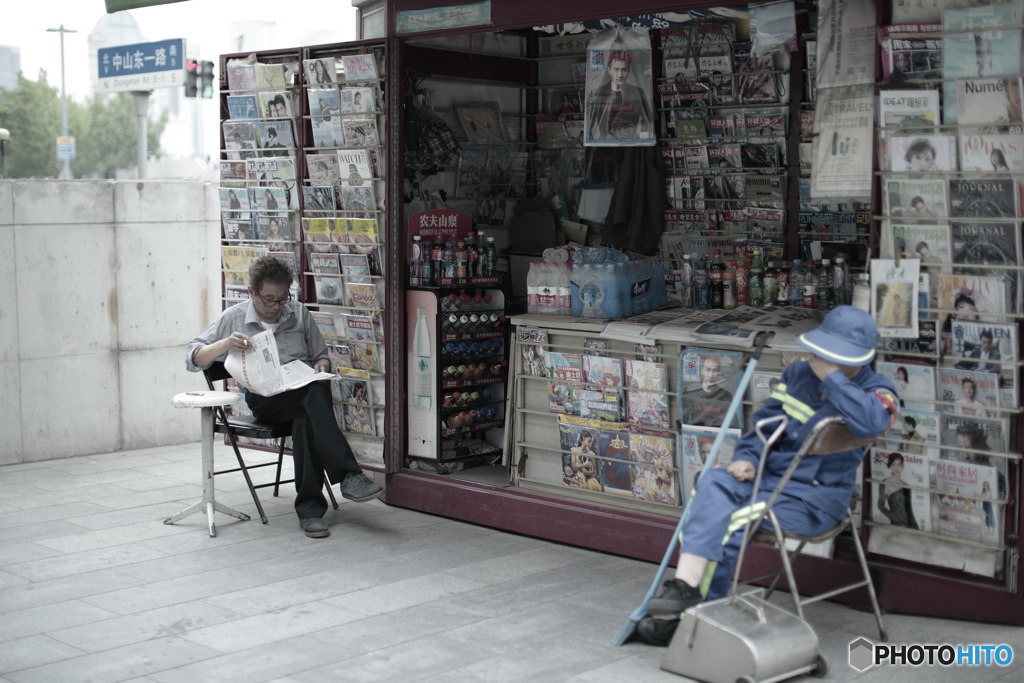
[[0, 72, 63, 178], [0, 71, 168, 179], [71, 93, 168, 178]]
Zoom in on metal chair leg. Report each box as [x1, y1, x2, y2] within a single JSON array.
[[217, 405, 269, 524], [848, 511, 888, 641]]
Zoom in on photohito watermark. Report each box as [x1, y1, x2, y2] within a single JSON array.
[[849, 637, 1014, 672]]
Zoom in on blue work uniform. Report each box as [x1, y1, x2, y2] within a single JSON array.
[[682, 360, 899, 600]]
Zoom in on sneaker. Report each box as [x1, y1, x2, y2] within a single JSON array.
[[635, 616, 679, 647], [299, 517, 330, 538], [340, 472, 384, 502], [646, 578, 704, 617]]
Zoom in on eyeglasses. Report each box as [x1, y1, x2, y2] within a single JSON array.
[[254, 292, 292, 307]]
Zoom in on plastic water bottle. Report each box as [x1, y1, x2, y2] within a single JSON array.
[[555, 263, 572, 315], [789, 259, 805, 306], [723, 261, 737, 310], [527, 262, 542, 313], [833, 257, 850, 306], [680, 253, 694, 308], [694, 258, 711, 310], [570, 264, 585, 316], [581, 264, 606, 317]]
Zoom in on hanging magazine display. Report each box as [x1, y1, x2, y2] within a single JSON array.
[[811, 84, 874, 198], [815, 0, 877, 88], [583, 27, 656, 146]]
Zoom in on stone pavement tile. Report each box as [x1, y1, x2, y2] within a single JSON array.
[[21, 468, 145, 493], [0, 600, 119, 643], [951, 620, 1024, 650], [48, 600, 244, 653], [0, 570, 27, 591], [320, 569, 491, 618], [60, 501, 212, 531], [563, 650, 685, 683], [178, 599, 365, 654], [43, 453, 172, 475], [0, 503, 114, 530], [288, 633, 498, 683], [442, 602, 572, 656], [997, 653, 1024, 682], [34, 519, 192, 554], [3, 544, 169, 583], [0, 518, 116, 544], [417, 633, 634, 683], [3, 636, 221, 683], [0, 568, 145, 613], [203, 565, 378, 617], [146, 634, 356, 683], [0, 542, 63, 568], [444, 543, 599, 584], [0, 635, 85, 676]]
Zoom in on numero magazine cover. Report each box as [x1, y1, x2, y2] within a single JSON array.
[[870, 447, 931, 531]]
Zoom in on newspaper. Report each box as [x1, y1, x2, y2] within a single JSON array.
[[225, 329, 337, 396]]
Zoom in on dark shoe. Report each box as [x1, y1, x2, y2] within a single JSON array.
[[636, 616, 679, 647], [299, 517, 330, 538], [340, 472, 384, 502], [647, 578, 704, 617]]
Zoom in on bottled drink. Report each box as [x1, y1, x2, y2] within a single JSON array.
[[606, 262, 627, 319], [735, 255, 750, 307], [526, 262, 541, 312], [442, 242, 456, 280], [430, 241, 443, 285], [555, 264, 572, 315], [455, 241, 468, 279], [833, 257, 850, 306], [485, 237, 497, 276], [680, 254, 694, 308], [723, 261, 737, 310], [852, 273, 871, 312], [776, 260, 790, 307], [694, 258, 711, 310], [803, 284, 818, 309], [710, 249, 725, 309], [817, 258, 833, 311], [748, 249, 765, 309], [788, 258, 805, 306], [579, 264, 604, 317], [803, 259, 818, 306], [413, 308, 432, 411], [409, 235, 422, 286], [764, 261, 779, 308]]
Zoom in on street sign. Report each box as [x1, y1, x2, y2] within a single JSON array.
[[97, 38, 186, 93], [56, 137, 76, 161]]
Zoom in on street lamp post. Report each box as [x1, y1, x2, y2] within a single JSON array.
[[47, 24, 77, 180], [0, 129, 9, 179]]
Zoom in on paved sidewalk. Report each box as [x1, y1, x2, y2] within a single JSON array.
[[1, 442, 1022, 682]]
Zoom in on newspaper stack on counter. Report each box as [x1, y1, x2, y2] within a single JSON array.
[[225, 329, 338, 396]]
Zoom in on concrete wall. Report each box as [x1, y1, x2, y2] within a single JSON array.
[[0, 180, 221, 465]]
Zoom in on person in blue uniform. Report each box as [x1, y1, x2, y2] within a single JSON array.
[[636, 306, 899, 646]]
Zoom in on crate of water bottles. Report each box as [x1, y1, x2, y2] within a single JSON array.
[[526, 244, 668, 318]]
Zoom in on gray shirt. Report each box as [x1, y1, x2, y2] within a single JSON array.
[[186, 299, 328, 372]]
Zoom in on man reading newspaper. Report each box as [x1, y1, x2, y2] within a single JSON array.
[[187, 255, 382, 538]]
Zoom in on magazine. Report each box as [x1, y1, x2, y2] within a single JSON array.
[[336, 367, 375, 436], [948, 177, 1017, 217], [253, 62, 287, 90], [348, 341, 380, 373], [246, 157, 299, 210], [885, 133, 958, 172], [306, 153, 340, 181], [557, 415, 606, 491], [310, 310, 339, 344], [342, 53, 379, 82], [222, 121, 258, 161], [342, 118, 380, 147], [869, 447, 931, 532], [309, 252, 342, 305], [871, 258, 920, 338], [949, 219, 1021, 312], [599, 424, 633, 497], [880, 407, 940, 458], [340, 185, 377, 216], [876, 360, 936, 411], [257, 91, 293, 119], [877, 89, 940, 128], [680, 426, 741, 503], [308, 88, 343, 148], [546, 351, 583, 415], [881, 223, 950, 270], [344, 281, 380, 310], [938, 367, 1000, 417], [956, 76, 1024, 130], [224, 329, 337, 397], [227, 94, 259, 120], [456, 102, 508, 144], [950, 320, 1018, 408], [658, 82, 712, 139], [733, 40, 778, 105], [878, 23, 942, 83], [336, 149, 375, 186], [747, 370, 782, 412], [629, 426, 679, 505], [934, 457, 1001, 543], [340, 86, 376, 113], [344, 311, 382, 343], [958, 133, 1024, 172], [579, 354, 623, 421], [226, 64, 256, 91], [519, 327, 547, 378], [934, 273, 1012, 332], [679, 347, 744, 429], [302, 184, 336, 217], [882, 177, 947, 219], [304, 57, 337, 85]]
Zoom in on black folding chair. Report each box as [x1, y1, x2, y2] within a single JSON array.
[[203, 361, 338, 523]]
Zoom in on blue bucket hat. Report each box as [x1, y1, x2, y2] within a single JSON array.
[[797, 305, 878, 365]]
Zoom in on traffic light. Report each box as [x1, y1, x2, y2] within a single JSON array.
[[185, 58, 199, 98], [200, 60, 216, 99]]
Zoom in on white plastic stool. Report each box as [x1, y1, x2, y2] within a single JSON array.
[[166, 390, 250, 536]]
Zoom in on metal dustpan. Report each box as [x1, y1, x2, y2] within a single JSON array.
[[660, 416, 826, 683]]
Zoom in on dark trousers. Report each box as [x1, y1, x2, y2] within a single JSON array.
[[246, 382, 362, 519]]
